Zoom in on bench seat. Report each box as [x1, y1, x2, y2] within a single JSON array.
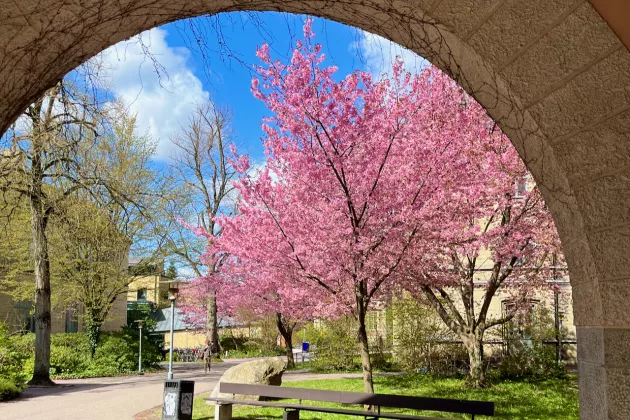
[[206, 382, 494, 420], [206, 397, 452, 420]]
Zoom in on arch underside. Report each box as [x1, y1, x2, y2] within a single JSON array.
[[0, 1, 628, 417]]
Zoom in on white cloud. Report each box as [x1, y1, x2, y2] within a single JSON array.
[[96, 28, 209, 160], [354, 31, 429, 79]]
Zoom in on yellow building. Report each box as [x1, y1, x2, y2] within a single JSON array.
[[0, 280, 127, 334], [126, 259, 178, 308], [152, 306, 253, 350]]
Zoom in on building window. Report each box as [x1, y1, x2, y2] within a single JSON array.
[[502, 299, 538, 340], [65, 307, 79, 333], [137, 288, 148, 301], [13, 300, 35, 333], [366, 312, 378, 332]]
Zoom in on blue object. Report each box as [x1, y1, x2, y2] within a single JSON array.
[[302, 342, 310, 352]]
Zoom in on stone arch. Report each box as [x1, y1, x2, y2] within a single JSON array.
[[0, 1, 628, 417]]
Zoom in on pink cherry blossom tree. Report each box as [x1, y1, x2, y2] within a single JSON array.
[[193, 20, 562, 391], [203, 20, 531, 393], [400, 138, 563, 387], [206, 256, 326, 368]]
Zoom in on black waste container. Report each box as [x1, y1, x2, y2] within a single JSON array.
[[162, 379, 195, 420]]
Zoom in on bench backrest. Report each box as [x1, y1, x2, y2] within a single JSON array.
[[219, 382, 494, 416]]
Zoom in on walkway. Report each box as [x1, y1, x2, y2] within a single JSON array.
[[0, 359, 381, 420], [0, 360, 244, 420]]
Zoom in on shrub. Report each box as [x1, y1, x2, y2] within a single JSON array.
[[223, 339, 284, 358], [219, 334, 249, 352], [0, 322, 28, 400], [49, 333, 91, 375], [50, 344, 90, 375], [0, 378, 22, 401], [496, 343, 565, 381], [309, 317, 361, 372], [10, 329, 164, 380], [496, 305, 567, 381], [391, 295, 463, 375], [93, 329, 162, 373]]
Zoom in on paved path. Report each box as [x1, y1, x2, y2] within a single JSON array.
[[0, 360, 383, 420], [0, 360, 245, 420]]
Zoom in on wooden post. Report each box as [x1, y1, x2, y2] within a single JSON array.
[[214, 403, 232, 420], [283, 409, 299, 420]]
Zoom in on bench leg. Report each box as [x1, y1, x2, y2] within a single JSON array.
[[215, 403, 232, 420], [283, 409, 299, 420]]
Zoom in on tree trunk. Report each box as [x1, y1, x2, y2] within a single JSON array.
[[357, 302, 374, 393], [85, 311, 103, 358], [206, 292, 220, 356], [275, 313, 295, 368], [463, 333, 486, 388], [28, 183, 54, 386]]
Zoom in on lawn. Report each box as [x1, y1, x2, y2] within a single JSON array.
[[190, 374, 578, 420]]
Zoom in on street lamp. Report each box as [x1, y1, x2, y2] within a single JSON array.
[[135, 319, 144, 375], [167, 286, 179, 380]]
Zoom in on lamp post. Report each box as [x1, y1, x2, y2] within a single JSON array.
[[167, 286, 179, 380], [135, 319, 144, 375]]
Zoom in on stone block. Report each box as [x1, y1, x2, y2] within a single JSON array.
[[600, 280, 630, 325], [501, 3, 621, 105], [554, 108, 630, 188], [578, 361, 608, 419], [469, 0, 581, 67], [209, 357, 287, 401], [571, 280, 603, 326], [529, 48, 630, 141], [575, 168, 630, 231], [589, 226, 630, 281], [606, 367, 630, 419], [577, 327, 604, 365], [603, 328, 630, 368]]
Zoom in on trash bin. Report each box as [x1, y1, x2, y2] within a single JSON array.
[[162, 379, 195, 420], [302, 342, 310, 352]]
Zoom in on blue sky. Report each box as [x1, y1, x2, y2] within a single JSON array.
[[97, 12, 427, 168]]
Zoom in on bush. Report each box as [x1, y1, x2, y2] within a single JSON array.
[[101, 328, 162, 368], [219, 334, 249, 352], [49, 333, 92, 375], [9, 329, 164, 380], [0, 378, 22, 401], [0, 322, 28, 400], [495, 305, 567, 381], [391, 295, 464, 375], [496, 340, 566, 381], [219, 317, 285, 359], [223, 339, 284, 358], [309, 317, 361, 372]]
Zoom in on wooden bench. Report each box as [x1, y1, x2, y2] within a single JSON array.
[[206, 382, 495, 420]]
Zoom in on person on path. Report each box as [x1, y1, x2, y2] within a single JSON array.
[[202, 340, 212, 373]]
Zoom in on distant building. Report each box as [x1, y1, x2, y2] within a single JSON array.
[[0, 274, 127, 334], [151, 306, 250, 349], [126, 258, 178, 308]]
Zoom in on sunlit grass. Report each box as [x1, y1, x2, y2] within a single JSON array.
[[191, 374, 578, 420]]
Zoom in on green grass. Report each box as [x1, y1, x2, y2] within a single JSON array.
[[191, 374, 578, 420]]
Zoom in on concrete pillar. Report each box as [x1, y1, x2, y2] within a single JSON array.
[[577, 327, 630, 419]]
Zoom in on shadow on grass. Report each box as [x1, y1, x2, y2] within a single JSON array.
[[374, 374, 578, 419], [192, 374, 578, 420]]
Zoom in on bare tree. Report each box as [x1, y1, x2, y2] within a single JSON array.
[[154, 101, 238, 354]]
